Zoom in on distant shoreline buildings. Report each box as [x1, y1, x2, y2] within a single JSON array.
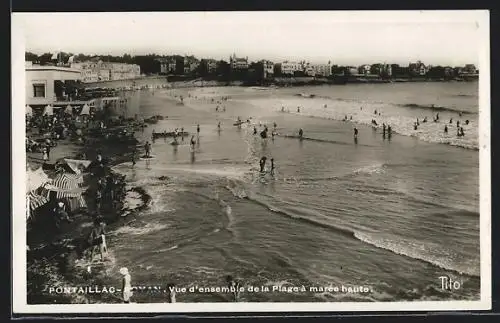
[[25, 51, 479, 88]]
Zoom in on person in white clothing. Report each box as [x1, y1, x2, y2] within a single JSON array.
[[120, 267, 133, 303]]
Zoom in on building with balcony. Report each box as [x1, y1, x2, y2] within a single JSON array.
[[26, 65, 82, 106], [279, 61, 301, 76], [230, 54, 249, 70]]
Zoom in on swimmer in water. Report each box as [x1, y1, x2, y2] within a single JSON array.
[[197, 124, 200, 134], [190, 135, 196, 147], [457, 120, 460, 127], [217, 122, 221, 130], [253, 127, 257, 135], [297, 106, 300, 113], [414, 123, 418, 130], [465, 120, 470, 125], [444, 125, 448, 133], [298, 128, 303, 138]]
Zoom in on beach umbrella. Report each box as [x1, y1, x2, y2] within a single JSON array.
[[25, 105, 33, 116], [65, 104, 73, 115], [80, 104, 90, 115], [43, 104, 53, 116]]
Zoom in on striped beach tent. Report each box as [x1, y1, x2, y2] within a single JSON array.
[[27, 191, 49, 215], [44, 172, 87, 211]]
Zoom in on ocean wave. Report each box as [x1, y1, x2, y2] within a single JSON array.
[[244, 194, 479, 277], [400, 103, 474, 115], [353, 231, 479, 277], [247, 97, 479, 150], [110, 222, 169, 236]]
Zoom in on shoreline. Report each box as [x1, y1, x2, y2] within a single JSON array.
[[27, 126, 153, 304], [81, 75, 478, 91]]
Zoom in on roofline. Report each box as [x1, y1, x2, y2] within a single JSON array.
[[26, 67, 82, 73]]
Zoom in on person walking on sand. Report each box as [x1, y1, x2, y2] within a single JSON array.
[[120, 267, 133, 303], [42, 147, 49, 163]]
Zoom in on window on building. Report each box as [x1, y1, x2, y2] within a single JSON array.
[[33, 84, 45, 98]]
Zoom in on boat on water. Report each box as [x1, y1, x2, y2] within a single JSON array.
[[152, 131, 189, 139]]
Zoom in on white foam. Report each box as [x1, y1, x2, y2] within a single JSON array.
[[353, 231, 479, 277], [110, 222, 169, 236], [245, 97, 478, 150]]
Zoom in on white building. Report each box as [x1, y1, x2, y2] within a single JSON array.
[[313, 64, 332, 77], [71, 61, 141, 83], [280, 61, 301, 75], [359, 64, 371, 75], [26, 65, 82, 106]]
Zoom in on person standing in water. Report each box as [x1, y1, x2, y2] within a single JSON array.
[[197, 124, 200, 135], [217, 121, 221, 131], [444, 125, 448, 133], [270, 158, 275, 175], [253, 127, 257, 135], [387, 125, 392, 138], [382, 123, 387, 136], [190, 135, 196, 148], [353, 127, 358, 139], [259, 156, 267, 173], [298, 128, 303, 139], [120, 267, 133, 303], [144, 141, 151, 157]]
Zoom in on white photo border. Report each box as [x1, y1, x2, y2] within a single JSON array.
[[11, 10, 491, 314]]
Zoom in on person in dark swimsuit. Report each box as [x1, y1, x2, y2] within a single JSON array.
[[298, 128, 303, 138], [353, 127, 358, 138], [259, 157, 267, 172]]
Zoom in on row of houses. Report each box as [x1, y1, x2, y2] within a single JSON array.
[[156, 53, 478, 79], [69, 60, 141, 83]]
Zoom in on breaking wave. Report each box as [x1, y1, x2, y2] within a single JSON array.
[[242, 194, 479, 277]]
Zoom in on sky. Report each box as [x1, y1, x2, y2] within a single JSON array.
[[12, 11, 487, 66]]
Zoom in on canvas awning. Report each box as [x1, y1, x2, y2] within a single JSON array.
[[80, 104, 90, 115], [58, 158, 91, 174], [65, 105, 73, 114], [44, 172, 85, 198], [26, 167, 50, 193], [43, 105, 53, 116], [26, 105, 33, 116]]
